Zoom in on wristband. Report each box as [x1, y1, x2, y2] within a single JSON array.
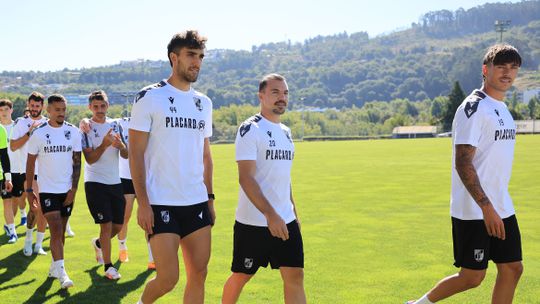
[[4, 173, 11, 181], [25, 188, 33, 193], [208, 193, 215, 200]]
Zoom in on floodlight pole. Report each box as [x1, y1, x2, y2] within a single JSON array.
[[494, 20, 511, 42]]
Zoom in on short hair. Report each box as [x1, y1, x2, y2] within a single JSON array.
[[47, 94, 67, 104], [259, 73, 287, 92], [88, 90, 108, 103], [483, 44, 522, 67], [167, 30, 207, 66], [0, 98, 13, 109], [28, 91, 45, 103]]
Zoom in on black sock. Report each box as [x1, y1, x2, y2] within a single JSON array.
[[104, 263, 113, 272], [95, 239, 101, 249]]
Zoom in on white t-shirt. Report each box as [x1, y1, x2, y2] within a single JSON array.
[[2, 121, 19, 172], [235, 114, 296, 227], [451, 89, 516, 220], [27, 122, 82, 193], [116, 117, 131, 179], [130, 80, 212, 206], [81, 118, 125, 185], [10, 116, 48, 174]]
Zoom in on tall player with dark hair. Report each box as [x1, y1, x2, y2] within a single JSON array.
[[408, 45, 524, 304], [130, 30, 215, 304]]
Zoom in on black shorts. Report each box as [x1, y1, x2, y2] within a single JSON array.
[[1, 173, 25, 199], [121, 178, 135, 195], [231, 220, 304, 275], [85, 182, 126, 224], [150, 202, 212, 239], [39, 192, 73, 217], [452, 215, 522, 270]]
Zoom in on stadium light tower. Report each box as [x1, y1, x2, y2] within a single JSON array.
[[494, 20, 511, 42]]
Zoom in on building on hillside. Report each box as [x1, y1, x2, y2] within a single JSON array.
[[392, 126, 437, 139]]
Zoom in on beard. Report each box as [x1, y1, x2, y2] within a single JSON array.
[[30, 110, 41, 118]]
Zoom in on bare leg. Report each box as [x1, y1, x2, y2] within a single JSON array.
[[43, 211, 64, 261], [181, 226, 211, 304], [280, 267, 306, 304], [222, 272, 253, 304], [425, 268, 486, 302], [492, 262, 523, 304], [118, 194, 135, 241]]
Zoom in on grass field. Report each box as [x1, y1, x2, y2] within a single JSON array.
[[0, 135, 539, 303]]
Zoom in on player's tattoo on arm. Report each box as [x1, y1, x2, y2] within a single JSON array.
[[455, 144, 491, 207], [72, 151, 81, 188]]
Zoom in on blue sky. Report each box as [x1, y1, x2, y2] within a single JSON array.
[[0, 0, 521, 72]]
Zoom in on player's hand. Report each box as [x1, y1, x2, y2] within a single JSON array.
[[111, 133, 125, 150], [137, 203, 154, 235], [4, 180, 12, 192], [28, 121, 41, 134], [27, 192, 39, 212], [266, 212, 289, 241], [100, 129, 114, 147], [64, 188, 76, 206], [482, 204, 505, 240], [79, 118, 91, 133], [208, 199, 216, 226]]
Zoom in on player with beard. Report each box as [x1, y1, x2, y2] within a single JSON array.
[[130, 30, 215, 304], [222, 74, 305, 304], [0, 99, 17, 243], [26, 94, 81, 289], [11, 92, 49, 256]]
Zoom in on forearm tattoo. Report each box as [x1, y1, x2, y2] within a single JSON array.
[[72, 152, 82, 189], [455, 144, 491, 207]]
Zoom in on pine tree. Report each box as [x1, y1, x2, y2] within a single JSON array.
[[442, 81, 466, 131]]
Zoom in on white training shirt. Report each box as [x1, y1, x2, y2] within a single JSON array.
[[10, 116, 48, 174], [130, 80, 212, 206], [235, 114, 296, 227], [117, 117, 131, 179], [27, 122, 82, 193], [2, 121, 19, 172], [81, 118, 125, 185], [451, 89, 516, 220]]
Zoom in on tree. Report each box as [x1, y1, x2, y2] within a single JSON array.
[[442, 81, 465, 131], [529, 96, 539, 119]]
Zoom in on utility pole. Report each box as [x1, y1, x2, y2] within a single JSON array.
[[494, 20, 511, 42]]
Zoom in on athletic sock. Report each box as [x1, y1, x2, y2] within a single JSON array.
[[147, 242, 153, 262], [104, 263, 113, 272], [7, 223, 16, 236], [35, 232, 45, 248], [416, 294, 435, 304], [25, 228, 34, 241], [137, 300, 144, 304], [20, 209, 27, 217], [95, 238, 101, 249], [118, 238, 127, 250]]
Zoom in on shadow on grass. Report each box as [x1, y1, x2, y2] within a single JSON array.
[[0, 249, 38, 289], [50, 263, 153, 304], [22, 277, 70, 304]]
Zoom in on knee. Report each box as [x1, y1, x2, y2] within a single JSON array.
[[156, 273, 179, 293], [462, 271, 485, 289], [283, 269, 304, 287], [502, 263, 524, 280], [230, 273, 253, 285], [189, 266, 208, 281]]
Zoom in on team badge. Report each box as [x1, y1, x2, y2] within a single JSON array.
[[198, 120, 205, 131], [161, 210, 170, 223], [194, 97, 203, 111], [64, 130, 71, 140], [474, 249, 484, 262], [93, 129, 99, 138], [97, 213, 104, 220], [44, 199, 51, 207], [244, 258, 253, 269]]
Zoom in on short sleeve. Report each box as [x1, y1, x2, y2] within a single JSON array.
[[73, 129, 82, 152], [0, 126, 7, 149], [204, 98, 213, 138], [27, 132, 40, 155], [10, 119, 25, 140], [130, 94, 152, 132], [453, 103, 484, 147], [235, 123, 257, 161]]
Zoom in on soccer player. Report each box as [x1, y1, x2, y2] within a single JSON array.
[[0, 99, 17, 243], [26, 94, 81, 289], [10, 92, 48, 256], [81, 90, 128, 280], [222, 74, 306, 304], [130, 30, 215, 304], [408, 45, 523, 304]]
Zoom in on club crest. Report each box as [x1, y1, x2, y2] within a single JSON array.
[[194, 97, 203, 111], [474, 249, 484, 262], [44, 199, 51, 207], [64, 130, 71, 140], [244, 258, 253, 269], [161, 210, 170, 223]]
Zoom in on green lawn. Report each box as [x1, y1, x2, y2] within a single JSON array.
[[1, 136, 539, 303]]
